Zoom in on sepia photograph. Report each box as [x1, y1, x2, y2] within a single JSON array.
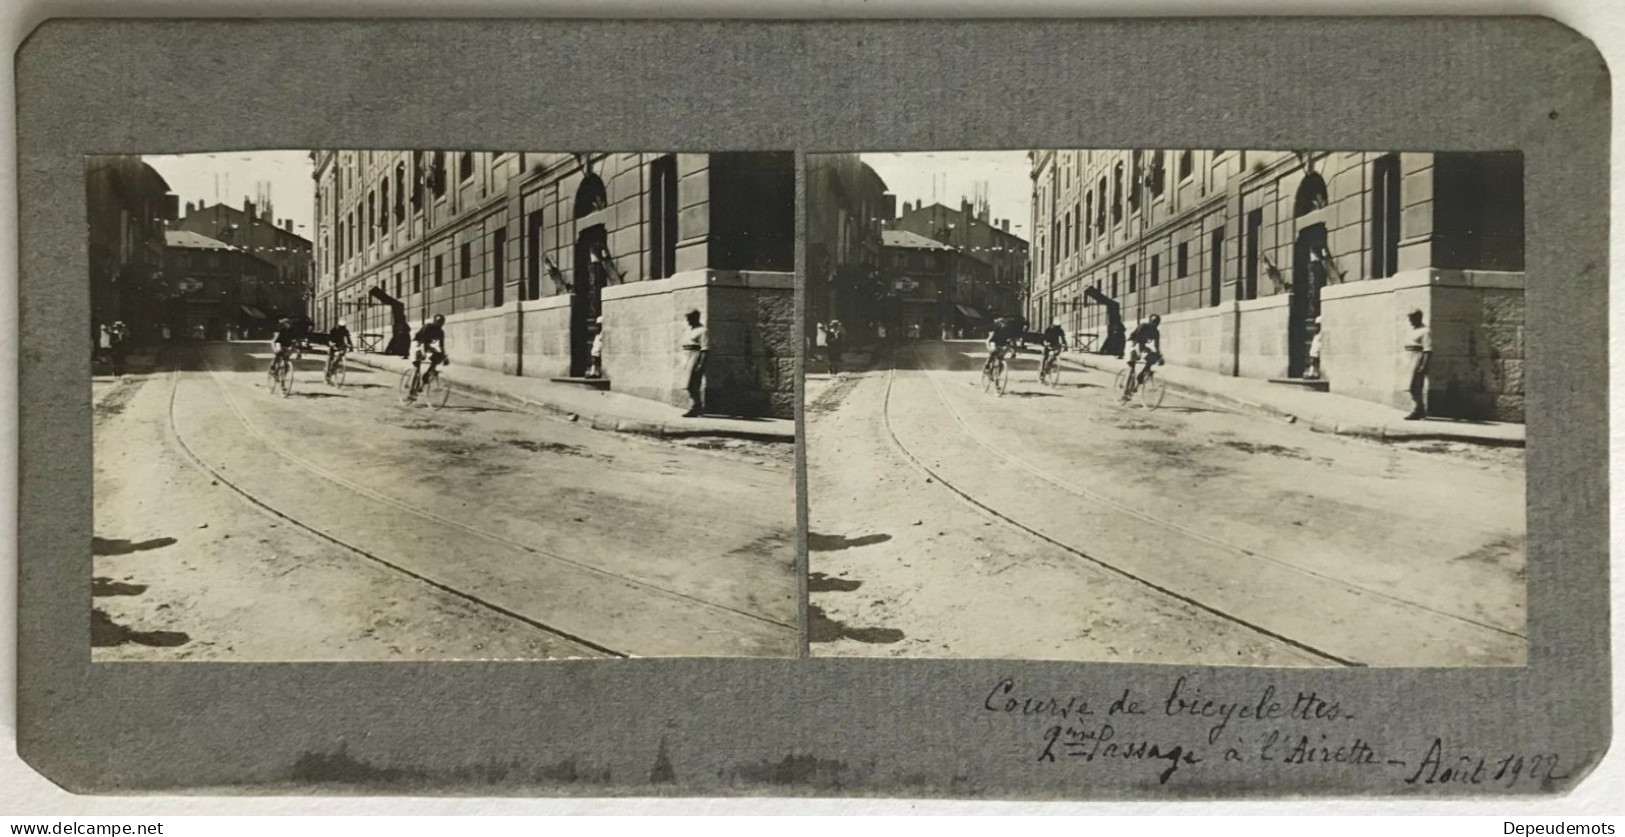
[[806, 150, 1527, 666], [89, 150, 798, 661]]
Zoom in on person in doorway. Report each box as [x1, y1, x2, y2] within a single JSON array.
[[1305, 317, 1324, 380], [109, 321, 128, 376], [680, 309, 708, 418], [827, 319, 844, 375], [96, 324, 113, 373], [586, 317, 605, 379], [1402, 308, 1431, 420], [814, 322, 828, 370]]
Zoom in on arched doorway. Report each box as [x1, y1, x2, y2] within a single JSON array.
[[1288, 173, 1331, 378], [570, 169, 610, 377]]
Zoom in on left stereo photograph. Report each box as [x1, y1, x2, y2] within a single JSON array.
[[87, 151, 801, 661]]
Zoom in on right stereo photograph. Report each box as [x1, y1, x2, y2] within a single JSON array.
[[804, 150, 1527, 667]]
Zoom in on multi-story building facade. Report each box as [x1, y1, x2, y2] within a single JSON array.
[[162, 230, 287, 340], [1030, 149, 1525, 421], [311, 151, 796, 418], [86, 156, 177, 344], [879, 229, 995, 340], [172, 199, 314, 308], [806, 154, 892, 342], [891, 198, 1027, 323]]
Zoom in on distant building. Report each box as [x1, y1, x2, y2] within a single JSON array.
[[161, 230, 285, 340], [879, 229, 994, 340], [1030, 149, 1525, 421], [172, 199, 314, 325], [890, 198, 1028, 324], [86, 156, 177, 344], [806, 155, 892, 343], [311, 151, 796, 418]]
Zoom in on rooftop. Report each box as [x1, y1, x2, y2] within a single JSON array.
[[882, 229, 954, 251], [164, 230, 237, 251]]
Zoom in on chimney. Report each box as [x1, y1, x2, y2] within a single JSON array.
[[283, 219, 293, 232], [902, 200, 913, 215], [1001, 219, 1010, 233]]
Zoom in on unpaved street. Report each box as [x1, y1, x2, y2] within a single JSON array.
[[807, 340, 1526, 666], [93, 342, 798, 661]]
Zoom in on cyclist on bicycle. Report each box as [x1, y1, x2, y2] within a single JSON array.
[[1040, 319, 1068, 370], [1122, 314, 1163, 400], [270, 318, 298, 372], [412, 313, 450, 379], [327, 318, 354, 374], [983, 316, 1020, 376]]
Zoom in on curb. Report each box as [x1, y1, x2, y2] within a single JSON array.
[[344, 353, 793, 444], [1059, 354, 1524, 449]]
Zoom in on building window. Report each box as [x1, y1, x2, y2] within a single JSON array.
[[1128, 264, 1138, 294], [1177, 242, 1189, 278], [1209, 228, 1224, 307], [367, 192, 375, 244], [460, 152, 475, 182], [460, 242, 472, 279], [379, 179, 390, 232], [431, 152, 446, 198], [395, 164, 406, 223], [1063, 214, 1072, 259], [1371, 154, 1402, 279], [492, 229, 506, 307], [396, 273, 402, 300], [1110, 271, 1119, 298], [1085, 192, 1095, 243], [346, 212, 355, 259], [1244, 209, 1263, 300], [649, 154, 679, 280], [412, 264, 421, 294], [1112, 164, 1124, 223], [1150, 254, 1160, 287], [526, 210, 544, 300], [435, 254, 444, 287], [1073, 202, 1082, 251], [411, 154, 425, 208]]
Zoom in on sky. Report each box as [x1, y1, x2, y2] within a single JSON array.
[[144, 150, 318, 240], [860, 151, 1033, 240]]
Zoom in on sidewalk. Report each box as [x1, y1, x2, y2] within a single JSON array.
[[1057, 351, 1525, 447], [345, 351, 794, 444]]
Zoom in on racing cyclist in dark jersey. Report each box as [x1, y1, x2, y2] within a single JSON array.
[[983, 316, 1021, 377], [1039, 319, 1068, 377], [412, 313, 450, 379], [1121, 314, 1164, 400]]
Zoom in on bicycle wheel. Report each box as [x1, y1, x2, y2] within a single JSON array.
[[266, 363, 279, 390], [1138, 373, 1167, 410], [399, 367, 419, 404], [277, 362, 295, 397], [1040, 358, 1060, 388], [424, 372, 451, 410], [981, 364, 996, 393], [1113, 367, 1133, 403], [994, 360, 1010, 396], [326, 357, 346, 388]]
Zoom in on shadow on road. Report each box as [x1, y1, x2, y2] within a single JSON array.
[[1000, 391, 1061, 399], [93, 536, 178, 556], [91, 608, 190, 648], [807, 605, 904, 645], [808, 532, 892, 552], [92, 577, 150, 597], [808, 572, 863, 592]]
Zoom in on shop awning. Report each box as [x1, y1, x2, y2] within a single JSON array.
[[955, 305, 986, 320], [240, 306, 268, 320]]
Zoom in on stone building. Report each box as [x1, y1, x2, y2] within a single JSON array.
[[172, 199, 314, 307], [86, 156, 177, 344], [806, 154, 892, 343], [1029, 149, 1525, 421], [890, 198, 1027, 325], [162, 230, 287, 340], [879, 229, 995, 340], [311, 151, 796, 418]]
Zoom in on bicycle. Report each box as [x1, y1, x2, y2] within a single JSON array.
[[324, 348, 348, 388], [1038, 348, 1062, 388], [1114, 360, 1167, 410], [981, 348, 1010, 396], [266, 351, 295, 397], [400, 353, 451, 410]]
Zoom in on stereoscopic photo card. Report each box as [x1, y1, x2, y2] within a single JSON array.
[[13, 17, 1609, 799]]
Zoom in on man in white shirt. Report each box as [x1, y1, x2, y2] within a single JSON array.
[[1403, 308, 1432, 420], [681, 309, 709, 417]]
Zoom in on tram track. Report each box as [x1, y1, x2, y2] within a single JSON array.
[[878, 347, 1527, 666], [166, 346, 798, 658]]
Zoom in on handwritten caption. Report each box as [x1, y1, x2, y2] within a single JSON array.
[[984, 676, 1572, 787]]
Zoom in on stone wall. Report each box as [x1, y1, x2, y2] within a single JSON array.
[[1320, 271, 1434, 410], [1427, 271, 1525, 421], [1234, 295, 1291, 379], [1156, 303, 1236, 375]]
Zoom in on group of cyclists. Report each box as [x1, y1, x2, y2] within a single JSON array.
[[981, 312, 1165, 403], [267, 313, 450, 400]]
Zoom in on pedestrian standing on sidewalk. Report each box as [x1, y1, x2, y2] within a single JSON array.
[[586, 318, 605, 379], [1402, 308, 1432, 420], [827, 319, 844, 375], [680, 309, 709, 418]]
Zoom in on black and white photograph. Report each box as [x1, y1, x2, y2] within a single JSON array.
[[88, 150, 799, 661], [806, 150, 1527, 666]]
